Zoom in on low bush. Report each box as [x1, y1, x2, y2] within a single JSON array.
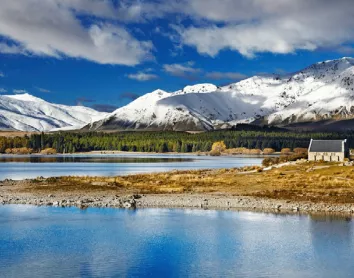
[[262, 153, 308, 167], [243, 148, 262, 155], [293, 148, 308, 154], [281, 148, 292, 155], [224, 147, 247, 154], [263, 148, 275, 155], [4, 147, 33, 154], [40, 148, 57, 155], [262, 157, 280, 167], [209, 149, 221, 156]]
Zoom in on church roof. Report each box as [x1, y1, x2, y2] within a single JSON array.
[[309, 140, 346, 153]]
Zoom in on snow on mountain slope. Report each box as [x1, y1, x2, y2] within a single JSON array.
[[3, 58, 353, 132], [87, 57, 354, 131], [0, 93, 107, 131], [266, 57, 354, 124], [87, 82, 270, 131], [87, 89, 214, 131]]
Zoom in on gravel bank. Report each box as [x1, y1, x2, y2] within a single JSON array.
[[2, 193, 354, 215]]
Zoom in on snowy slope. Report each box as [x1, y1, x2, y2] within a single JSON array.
[[266, 57, 354, 124], [0, 93, 107, 131], [87, 57, 354, 131]]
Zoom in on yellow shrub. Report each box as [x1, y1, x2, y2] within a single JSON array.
[[211, 141, 226, 153], [40, 148, 57, 155], [281, 148, 292, 155], [263, 148, 275, 155]]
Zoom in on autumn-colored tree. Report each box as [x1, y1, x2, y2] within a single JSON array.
[[210, 141, 226, 156], [211, 141, 226, 152]]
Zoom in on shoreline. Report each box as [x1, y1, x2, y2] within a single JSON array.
[[0, 150, 281, 157], [1, 193, 354, 216], [2, 160, 354, 215]]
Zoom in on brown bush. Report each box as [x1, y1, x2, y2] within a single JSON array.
[[224, 147, 247, 154], [250, 149, 262, 155], [243, 149, 262, 155], [4, 147, 33, 154], [262, 157, 280, 167], [40, 148, 57, 155], [293, 148, 308, 154], [281, 148, 292, 155], [263, 148, 275, 155], [262, 153, 308, 167], [209, 149, 221, 156]]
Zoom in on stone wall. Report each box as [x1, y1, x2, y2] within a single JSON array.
[[308, 152, 345, 162]]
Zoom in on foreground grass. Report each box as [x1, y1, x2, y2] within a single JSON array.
[[10, 162, 354, 204]]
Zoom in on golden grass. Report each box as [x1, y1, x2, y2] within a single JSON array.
[[13, 162, 354, 204], [0, 131, 40, 137]]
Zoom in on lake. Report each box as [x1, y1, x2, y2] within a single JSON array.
[[0, 154, 263, 180], [0, 205, 353, 278]]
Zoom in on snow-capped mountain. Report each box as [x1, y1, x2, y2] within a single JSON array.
[[87, 57, 354, 131], [3, 57, 354, 132], [0, 93, 107, 131]]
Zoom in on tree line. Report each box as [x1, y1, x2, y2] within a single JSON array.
[[0, 130, 353, 154]]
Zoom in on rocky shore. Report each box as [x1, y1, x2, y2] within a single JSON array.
[[2, 193, 354, 215]]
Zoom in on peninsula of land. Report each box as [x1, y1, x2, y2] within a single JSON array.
[[2, 160, 354, 214]]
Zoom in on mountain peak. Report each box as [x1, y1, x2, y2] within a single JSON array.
[[6, 93, 44, 102], [182, 83, 218, 94]]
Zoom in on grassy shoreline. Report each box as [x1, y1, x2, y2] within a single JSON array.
[[2, 160, 354, 214]]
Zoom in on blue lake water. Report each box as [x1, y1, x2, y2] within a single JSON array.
[[0, 154, 263, 180], [0, 205, 353, 278]]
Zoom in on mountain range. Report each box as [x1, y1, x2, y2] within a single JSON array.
[[0, 93, 106, 132], [1, 57, 354, 132], [87, 57, 354, 132]]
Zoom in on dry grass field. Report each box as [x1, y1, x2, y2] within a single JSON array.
[[0, 131, 40, 137], [11, 162, 354, 204]]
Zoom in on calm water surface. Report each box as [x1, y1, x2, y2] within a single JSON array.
[[0, 154, 263, 180], [0, 205, 353, 278]]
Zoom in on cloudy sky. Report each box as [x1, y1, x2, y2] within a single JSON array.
[[0, 0, 353, 111]]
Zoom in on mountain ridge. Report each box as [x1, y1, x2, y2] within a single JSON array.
[[86, 57, 354, 132], [2, 57, 354, 132], [0, 93, 107, 131]]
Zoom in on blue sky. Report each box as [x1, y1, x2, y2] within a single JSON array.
[[0, 0, 353, 111]]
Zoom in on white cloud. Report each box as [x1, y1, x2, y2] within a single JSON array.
[[336, 46, 354, 55], [174, 0, 354, 57], [0, 72, 4, 77], [36, 87, 51, 93], [163, 62, 201, 79], [0, 0, 153, 65], [13, 89, 28, 94], [163, 62, 247, 81], [205, 71, 247, 80], [127, 72, 158, 81], [0, 88, 7, 93], [1, 0, 353, 64]]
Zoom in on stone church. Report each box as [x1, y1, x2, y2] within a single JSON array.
[[308, 139, 349, 162]]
